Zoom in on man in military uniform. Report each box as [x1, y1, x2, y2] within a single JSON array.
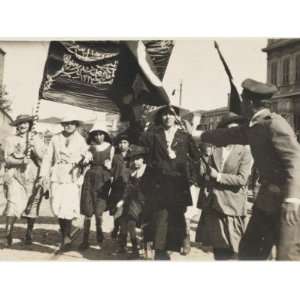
[[200, 78, 300, 260]]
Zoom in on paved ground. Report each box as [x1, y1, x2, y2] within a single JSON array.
[[0, 196, 214, 261]]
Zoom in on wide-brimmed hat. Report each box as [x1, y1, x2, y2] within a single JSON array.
[[154, 105, 180, 125], [89, 120, 109, 134], [60, 113, 82, 125], [10, 114, 34, 127], [87, 120, 111, 144], [217, 112, 246, 129], [241, 78, 277, 100], [128, 146, 148, 159]]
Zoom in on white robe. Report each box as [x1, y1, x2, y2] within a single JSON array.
[[40, 131, 88, 220]]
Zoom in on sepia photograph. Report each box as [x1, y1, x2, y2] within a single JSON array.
[[0, 37, 299, 262], [2, 1, 300, 299]]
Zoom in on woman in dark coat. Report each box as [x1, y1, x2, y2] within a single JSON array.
[[140, 105, 200, 259]]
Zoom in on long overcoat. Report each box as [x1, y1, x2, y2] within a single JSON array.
[[141, 126, 200, 210]]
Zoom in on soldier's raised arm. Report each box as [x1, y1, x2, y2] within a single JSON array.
[[200, 125, 248, 147]]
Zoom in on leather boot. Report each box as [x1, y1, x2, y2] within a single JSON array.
[[79, 218, 91, 250], [25, 218, 35, 245], [58, 218, 65, 246], [111, 219, 119, 240], [95, 217, 104, 246], [181, 235, 191, 256], [131, 238, 139, 258], [63, 219, 72, 250], [154, 249, 170, 260], [181, 219, 191, 256], [57, 219, 72, 252], [5, 216, 16, 247], [116, 234, 127, 254]]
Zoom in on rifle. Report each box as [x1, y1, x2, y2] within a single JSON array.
[[168, 105, 212, 176], [24, 181, 47, 215], [214, 41, 242, 115]]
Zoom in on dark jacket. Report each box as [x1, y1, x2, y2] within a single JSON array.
[[108, 151, 131, 213], [122, 165, 155, 224], [140, 126, 200, 208], [202, 109, 300, 213], [199, 145, 253, 216]]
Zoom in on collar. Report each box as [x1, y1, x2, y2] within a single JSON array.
[[92, 141, 110, 151], [121, 150, 128, 157], [131, 164, 147, 178], [249, 109, 271, 127], [222, 145, 234, 152], [164, 125, 178, 134], [164, 126, 178, 145]]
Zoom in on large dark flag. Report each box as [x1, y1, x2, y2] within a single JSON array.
[[39, 40, 174, 120], [214, 41, 242, 115]]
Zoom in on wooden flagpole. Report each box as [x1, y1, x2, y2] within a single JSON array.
[[26, 97, 42, 161]]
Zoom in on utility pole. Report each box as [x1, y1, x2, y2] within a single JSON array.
[[179, 80, 183, 107]]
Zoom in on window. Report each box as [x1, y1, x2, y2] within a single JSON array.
[[296, 55, 300, 82], [282, 58, 290, 85], [270, 61, 277, 85], [294, 113, 300, 130]]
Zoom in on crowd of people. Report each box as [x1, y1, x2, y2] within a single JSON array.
[[1, 77, 300, 261]]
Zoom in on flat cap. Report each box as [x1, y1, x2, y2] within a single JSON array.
[[115, 134, 131, 144], [242, 78, 277, 100], [128, 145, 148, 159]]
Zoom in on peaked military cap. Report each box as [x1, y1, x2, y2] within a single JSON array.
[[242, 79, 277, 100]]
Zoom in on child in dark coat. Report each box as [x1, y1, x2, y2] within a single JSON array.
[[109, 134, 132, 239], [115, 146, 153, 257]]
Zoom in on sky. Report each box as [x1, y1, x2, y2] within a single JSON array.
[[0, 39, 267, 119]]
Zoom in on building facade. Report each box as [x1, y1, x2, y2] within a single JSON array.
[[263, 39, 300, 138], [197, 107, 229, 130]]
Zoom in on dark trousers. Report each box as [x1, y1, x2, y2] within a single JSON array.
[[213, 248, 235, 260], [239, 208, 278, 260], [153, 207, 186, 251], [119, 217, 137, 246], [239, 207, 300, 260]]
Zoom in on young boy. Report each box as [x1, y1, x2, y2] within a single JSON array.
[[115, 146, 153, 258], [109, 134, 132, 239]]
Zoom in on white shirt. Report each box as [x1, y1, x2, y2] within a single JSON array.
[[164, 126, 178, 159], [131, 164, 147, 179], [216, 145, 233, 182], [221, 145, 233, 170]]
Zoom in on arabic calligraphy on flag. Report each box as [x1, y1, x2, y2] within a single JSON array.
[[39, 40, 174, 120]]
